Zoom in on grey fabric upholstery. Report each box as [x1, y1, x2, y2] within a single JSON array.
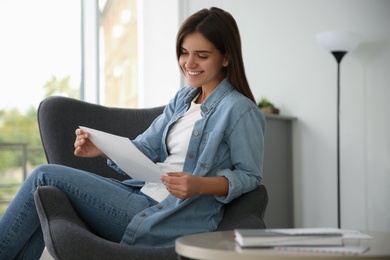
[[34, 186, 175, 260], [36, 96, 268, 259]]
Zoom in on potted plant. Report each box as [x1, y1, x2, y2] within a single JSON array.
[[257, 97, 280, 114]]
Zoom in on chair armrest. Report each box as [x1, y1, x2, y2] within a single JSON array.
[[217, 185, 268, 231], [34, 186, 176, 260]]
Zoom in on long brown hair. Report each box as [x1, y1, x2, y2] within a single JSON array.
[[176, 7, 256, 103]]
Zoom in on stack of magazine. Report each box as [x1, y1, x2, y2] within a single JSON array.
[[234, 228, 344, 248]]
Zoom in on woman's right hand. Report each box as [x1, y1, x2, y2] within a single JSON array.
[[74, 128, 106, 158]]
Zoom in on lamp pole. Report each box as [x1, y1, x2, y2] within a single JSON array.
[[331, 51, 347, 229], [316, 31, 360, 229]]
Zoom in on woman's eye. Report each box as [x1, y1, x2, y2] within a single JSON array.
[[198, 55, 208, 59]]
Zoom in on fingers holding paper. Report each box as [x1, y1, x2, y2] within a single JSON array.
[[161, 172, 201, 199], [74, 128, 106, 158]]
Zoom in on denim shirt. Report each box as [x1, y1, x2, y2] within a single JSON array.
[[109, 79, 266, 248]]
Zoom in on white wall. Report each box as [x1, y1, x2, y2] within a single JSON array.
[[141, 0, 390, 231]]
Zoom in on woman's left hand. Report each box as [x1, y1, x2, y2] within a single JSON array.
[[160, 172, 202, 199]]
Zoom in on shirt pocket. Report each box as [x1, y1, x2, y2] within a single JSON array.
[[198, 131, 225, 171]]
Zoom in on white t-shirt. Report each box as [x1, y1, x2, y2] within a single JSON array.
[[140, 100, 202, 202]]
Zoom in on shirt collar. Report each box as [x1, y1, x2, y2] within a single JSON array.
[[184, 78, 234, 117]]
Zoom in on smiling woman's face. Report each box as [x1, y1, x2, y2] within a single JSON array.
[[179, 32, 228, 91]]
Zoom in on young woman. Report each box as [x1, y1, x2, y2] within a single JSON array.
[[0, 7, 265, 259]]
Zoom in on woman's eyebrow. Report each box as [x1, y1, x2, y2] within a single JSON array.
[[181, 47, 213, 53], [196, 50, 212, 54]]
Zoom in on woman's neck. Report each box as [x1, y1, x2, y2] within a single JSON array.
[[195, 90, 207, 104]]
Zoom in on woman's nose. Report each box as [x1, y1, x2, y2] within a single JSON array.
[[185, 55, 197, 69]]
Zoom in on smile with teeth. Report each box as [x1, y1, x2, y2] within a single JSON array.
[[187, 70, 202, 76]]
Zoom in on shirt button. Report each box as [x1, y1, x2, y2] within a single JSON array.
[[157, 205, 163, 209], [188, 153, 194, 159], [202, 107, 208, 112], [140, 212, 146, 217], [194, 131, 199, 136]]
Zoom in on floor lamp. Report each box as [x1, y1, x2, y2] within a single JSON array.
[[316, 31, 360, 229]]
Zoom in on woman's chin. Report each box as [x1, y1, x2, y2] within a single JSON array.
[[187, 83, 202, 88]]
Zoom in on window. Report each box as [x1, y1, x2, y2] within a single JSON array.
[[99, 0, 139, 108], [0, 0, 81, 215]]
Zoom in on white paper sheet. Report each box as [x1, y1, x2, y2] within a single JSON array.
[[269, 228, 373, 239], [271, 228, 372, 255], [273, 245, 369, 256], [79, 126, 165, 183]]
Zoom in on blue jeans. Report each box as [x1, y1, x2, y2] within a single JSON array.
[[0, 164, 155, 260]]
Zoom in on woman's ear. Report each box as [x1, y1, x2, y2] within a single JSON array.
[[223, 62, 229, 67], [223, 56, 229, 67]]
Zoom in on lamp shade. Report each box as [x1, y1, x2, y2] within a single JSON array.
[[316, 31, 361, 52]]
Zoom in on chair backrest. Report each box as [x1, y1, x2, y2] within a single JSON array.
[[38, 96, 164, 179]]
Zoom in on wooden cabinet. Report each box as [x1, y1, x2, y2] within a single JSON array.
[[262, 114, 296, 228]]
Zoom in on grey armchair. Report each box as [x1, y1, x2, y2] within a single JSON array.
[[36, 96, 268, 260]]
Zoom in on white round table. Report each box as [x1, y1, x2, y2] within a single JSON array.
[[175, 230, 390, 260]]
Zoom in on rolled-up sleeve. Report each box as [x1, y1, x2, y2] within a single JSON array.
[[215, 107, 265, 203]]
